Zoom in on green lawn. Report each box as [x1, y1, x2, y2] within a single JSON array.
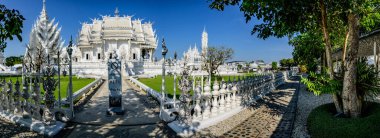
[[0, 76, 95, 100], [308, 103, 380, 137], [138, 74, 257, 98]]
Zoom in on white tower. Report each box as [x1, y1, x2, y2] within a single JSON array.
[[202, 27, 208, 55]]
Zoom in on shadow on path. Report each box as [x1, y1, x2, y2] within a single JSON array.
[[222, 76, 300, 138]]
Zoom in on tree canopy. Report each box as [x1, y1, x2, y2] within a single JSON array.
[[0, 5, 25, 52], [202, 46, 234, 76], [5, 55, 23, 67]]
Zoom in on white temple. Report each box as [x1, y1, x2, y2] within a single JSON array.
[[182, 29, 208, 71], [74, 8, 157, 63]]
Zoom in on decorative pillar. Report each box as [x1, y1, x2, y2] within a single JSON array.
[[225, 79, 232, 110], [193, 81, 202, 120], [219, 80, 226, 113], [67, 36, 74, 119], [14, 80, 21, 114], [0, 79, 4, 110], [202, 79, 211, 119], [42, 54, 57, 125], [231, 78, 237, 107], [211, 80, 220, 117], [22, 79, 30, 118], [7, 80, 14, 113], [32, 76, 41, 120], [107, 50, 125, 115], [159, 39, 168, 118]]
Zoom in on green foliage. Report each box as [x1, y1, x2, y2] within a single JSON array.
[[356, 57, 380, 99], [302, 58, 380, 98], [0, 5, 25, 52], [271, 62, 278, 70], [301, 71, 342, 96], [308, 103, 380, 137], [202, 46, 234, 76], [209, 0, 318, 39], [5, 56, 23, 67], [290, 32, 324, 72], [279, 58, 296, 69]]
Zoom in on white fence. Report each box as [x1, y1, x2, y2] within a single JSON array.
[[129, 71, 295, 136]]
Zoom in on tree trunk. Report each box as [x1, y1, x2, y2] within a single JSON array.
[[342, 30, 350, 71], [319, 0, 343, 113], [342, 13, 361, 118]]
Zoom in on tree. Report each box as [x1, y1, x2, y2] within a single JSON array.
[[280, 58, 296, 69], [271, 61, 278, 71], [202, 46, 234, 77], [5, 55, 23, 67], [289, 31, 325, 72], [0, 4, 25, 52], [209, 0, 380, 117]]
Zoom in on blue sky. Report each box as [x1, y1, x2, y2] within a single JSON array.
[[2, 0, 293, 63]]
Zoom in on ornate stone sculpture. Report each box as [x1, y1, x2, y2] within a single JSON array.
[[42, 56, 57, 125], [107, 50, 124, 115]]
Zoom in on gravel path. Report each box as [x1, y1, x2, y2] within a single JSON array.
[[292, 81, 332, 138]]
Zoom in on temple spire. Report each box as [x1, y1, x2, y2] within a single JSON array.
[[43, 0, 46, 11], [115, 7, 119, 17]]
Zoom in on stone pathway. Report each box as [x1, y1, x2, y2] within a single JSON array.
[[59, 78, 177, 137], [221, 77, 300, 138]]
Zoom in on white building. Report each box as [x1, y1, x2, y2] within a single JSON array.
[[72, 8, 158, 76], [74, 8, 157, 63]]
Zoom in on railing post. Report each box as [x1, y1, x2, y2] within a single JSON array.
[[219, 80, 226, 113], [232, 78, 237, 107], [211, 79, 220, 117], [0, 79, 5, 110], [32, 76, 41, 120], [14, 79, 21, 114], [225, 79, 232, 110], [193, 80, 202, 120], [22, 78, 30, 118], [7, 80, 14, 113], [202, 80, 211, 119]]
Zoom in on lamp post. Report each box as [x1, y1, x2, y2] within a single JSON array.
[[160, 38, 168, 114], [173, 52, 177, 108], [67, 36, 74, 119], [57, 48, 61, 109]]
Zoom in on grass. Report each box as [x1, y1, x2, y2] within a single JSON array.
[[307, 102, 380, 138], [0, 76, 95, 100], [138, 73, 257, 98]]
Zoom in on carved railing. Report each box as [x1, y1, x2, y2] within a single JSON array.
[[157, 71, 287, 136]]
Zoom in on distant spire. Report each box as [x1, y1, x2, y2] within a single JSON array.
[[203, 26, 206, 33], [43, 0, 46, 11], [115, 7, 119, 17]]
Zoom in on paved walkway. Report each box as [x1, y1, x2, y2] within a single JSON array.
[[221, 78, 300, 138], [59, 78, 177, 138]]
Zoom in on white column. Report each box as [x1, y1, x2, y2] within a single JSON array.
[[225, 81, 232, 110], [193, 81, 202, 120], [219, 81, 226, 113], [211, 80, 220, 117], [202, 81, 211, 119]]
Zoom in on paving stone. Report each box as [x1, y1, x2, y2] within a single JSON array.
[[221, 79, 300, 138]]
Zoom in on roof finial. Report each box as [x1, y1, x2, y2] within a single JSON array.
[[203, 26, 206, 32], [115, 7, 119, 17], [43, 0, 46, 11]]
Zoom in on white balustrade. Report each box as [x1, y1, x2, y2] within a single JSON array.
[[211, 80, 220, 117], [219, 81, 226, 113]]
